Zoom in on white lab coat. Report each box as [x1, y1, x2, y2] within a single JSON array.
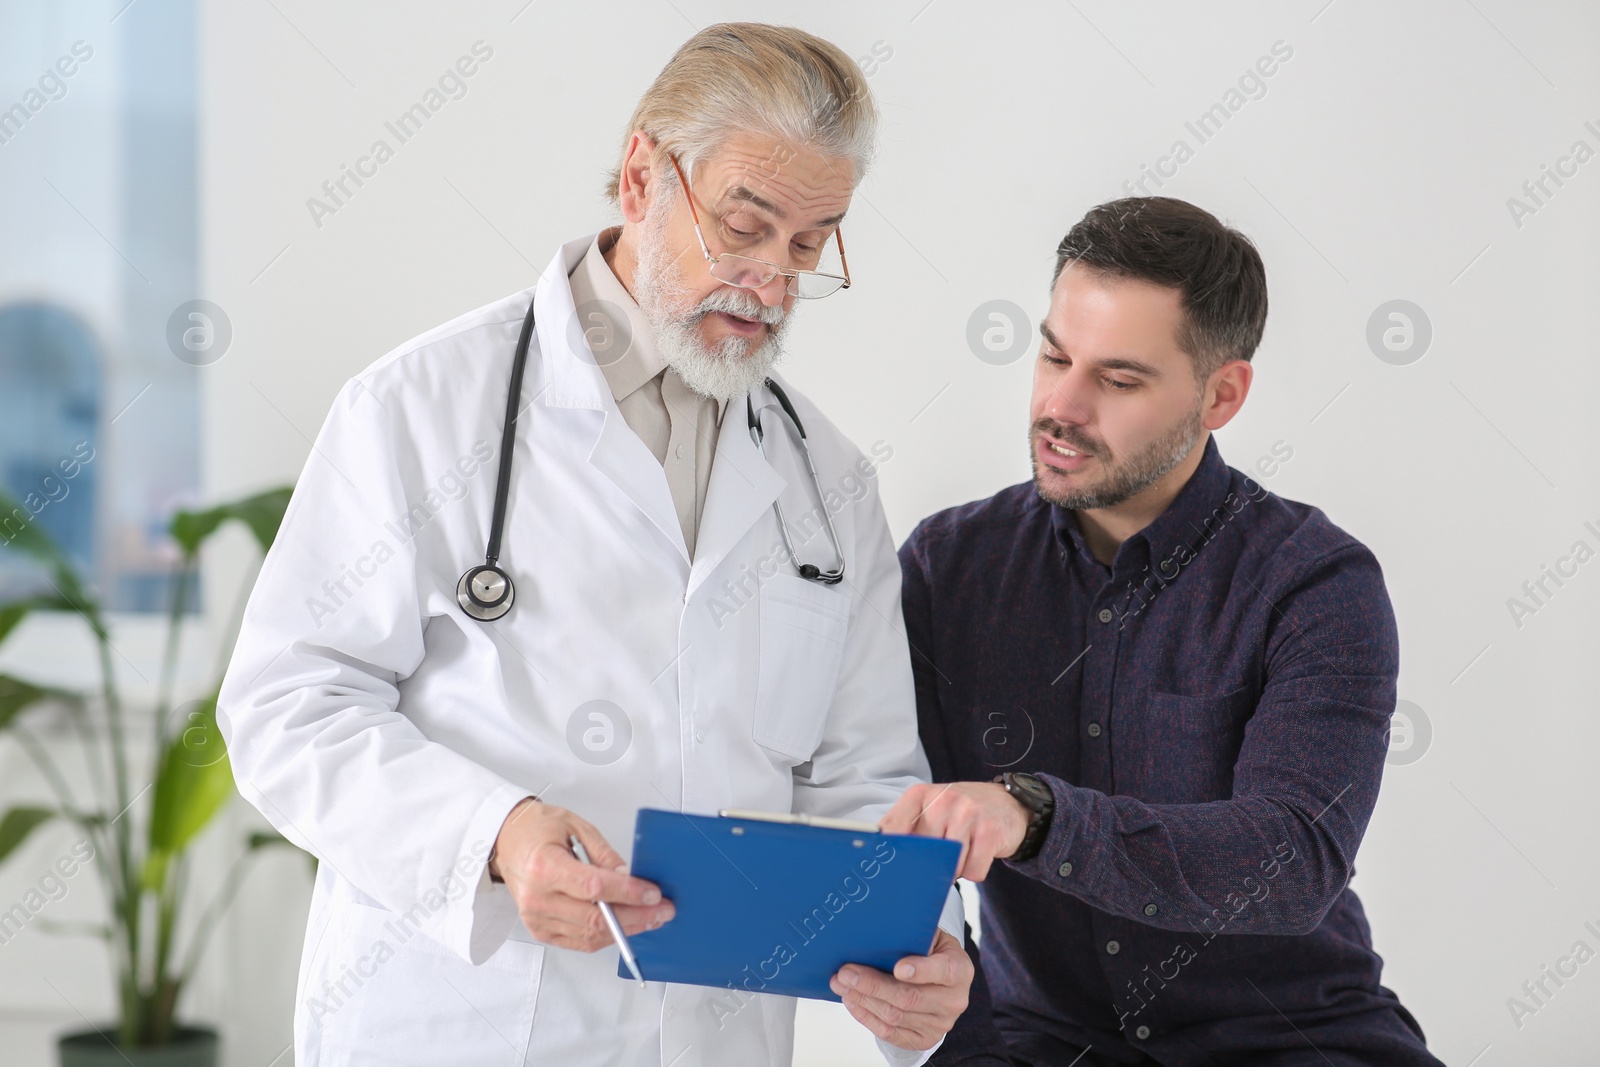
[[217, 234, 960, 1067]]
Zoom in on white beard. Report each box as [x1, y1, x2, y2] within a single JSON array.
[[632, 197, 794, 404]]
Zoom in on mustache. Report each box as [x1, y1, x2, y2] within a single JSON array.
[[694, 286, 786, 325], [1032, 418, 1105, 458]]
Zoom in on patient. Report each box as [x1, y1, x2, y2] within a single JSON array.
[[883, 197, 1444, 1066]]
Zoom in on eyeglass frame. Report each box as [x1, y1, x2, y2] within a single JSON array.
[[664, 151, 852, 299]]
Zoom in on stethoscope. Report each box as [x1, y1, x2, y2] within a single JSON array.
[[456, 295, 846, 622]]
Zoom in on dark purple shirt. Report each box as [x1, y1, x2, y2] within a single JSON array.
[[902, 436, 1441, 1067]]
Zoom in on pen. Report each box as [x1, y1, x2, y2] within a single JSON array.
[[569, 834, 645, 986]]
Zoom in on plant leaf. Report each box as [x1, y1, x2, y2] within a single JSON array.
[[169, 487, 293, 557], [147, 691, 233, 859], [0, 594, 78, 647], [0, 602, 24, 645], [0, 488, 99, 626], [247, 830, 296, 851], [139, 850, 170, 893], [0, 673, 53, 732], [0, 806, 57, 865]]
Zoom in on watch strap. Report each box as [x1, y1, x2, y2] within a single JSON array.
[[995, 772, 1054, 863]]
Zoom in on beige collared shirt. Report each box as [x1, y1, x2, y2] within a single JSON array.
[[567, 227, 725, 556]]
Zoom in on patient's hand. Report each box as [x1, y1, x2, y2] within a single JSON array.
[[880, 782, 1031, 881]]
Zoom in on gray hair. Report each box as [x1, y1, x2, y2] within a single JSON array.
[[605, 22, 878, 203]]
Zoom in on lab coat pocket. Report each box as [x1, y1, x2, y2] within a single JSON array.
[[307, 898, 543, 1066], [752, 573, 850, 763]]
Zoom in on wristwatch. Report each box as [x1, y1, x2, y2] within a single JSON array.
[[994, 772, 1055, 863]]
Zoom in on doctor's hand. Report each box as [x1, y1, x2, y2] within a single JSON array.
[[879, 782, 1030, 882], [829, 928, 973, 1051], [488, 798, 675, 951]]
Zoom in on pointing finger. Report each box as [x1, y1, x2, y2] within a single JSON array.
[[878, 788, 927, 835]]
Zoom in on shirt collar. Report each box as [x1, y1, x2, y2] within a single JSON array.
[[1049, 434, 1233, 575], [566, 226, 668, 401], [567, 227, 728, 424]]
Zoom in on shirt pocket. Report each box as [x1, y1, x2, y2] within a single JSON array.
[[1133, 687, 1251, 803], [751, 573, 851, 763], [306, 897, 544, 1066]]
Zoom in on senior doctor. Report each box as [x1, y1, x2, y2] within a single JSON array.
[[217, 21, 970, 1067]]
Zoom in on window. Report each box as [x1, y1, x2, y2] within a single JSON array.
[[0, 2, 200, 612]]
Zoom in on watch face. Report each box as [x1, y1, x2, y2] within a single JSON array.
[[1010, 773, 1051, 810]]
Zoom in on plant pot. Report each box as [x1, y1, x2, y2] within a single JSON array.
[[58, 1026, 219, 1067]]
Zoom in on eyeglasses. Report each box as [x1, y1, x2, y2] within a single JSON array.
[[666, 152, 851, 300]]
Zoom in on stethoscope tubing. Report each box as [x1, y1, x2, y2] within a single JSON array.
[[458, 292, 847, 620]]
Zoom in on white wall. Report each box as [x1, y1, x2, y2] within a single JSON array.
[[11, 1, 1596, 1064]]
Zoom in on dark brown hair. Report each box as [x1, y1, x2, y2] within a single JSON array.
[[1052, 197, 1268, 379]]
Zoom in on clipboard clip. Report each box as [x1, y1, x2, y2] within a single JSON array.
[[718, 809, 882, 834]]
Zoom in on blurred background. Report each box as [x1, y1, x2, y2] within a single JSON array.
[[1, 1, 1596, 1064]]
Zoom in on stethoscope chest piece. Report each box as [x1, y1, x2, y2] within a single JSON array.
[[457, 564, 515, 621]]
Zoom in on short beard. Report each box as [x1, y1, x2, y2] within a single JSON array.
[[1031, 402, 1204, 511], [632, 193, 793, 403]]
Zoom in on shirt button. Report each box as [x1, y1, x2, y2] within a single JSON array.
[[1087, 723, 1102, 738], [1097, 608, 1113, 623], [694, 729, 705, 743], [1144, 903, 1158, 916], [675, 443, 686, 459], [1058, 861, 1073, 877], [1135, 1025, 1151, 1040], [1106, 940, 1120, 955]]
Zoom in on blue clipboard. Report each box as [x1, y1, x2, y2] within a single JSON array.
[[620, 807, 960, 1001]]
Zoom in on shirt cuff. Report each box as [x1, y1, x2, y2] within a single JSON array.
[[937, 884, 964, 944], [876, 1032, 946, 1067], [1003, 773, 1083, 886]]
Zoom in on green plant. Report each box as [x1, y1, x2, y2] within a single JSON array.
[[0, 485, 298, 1048]]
